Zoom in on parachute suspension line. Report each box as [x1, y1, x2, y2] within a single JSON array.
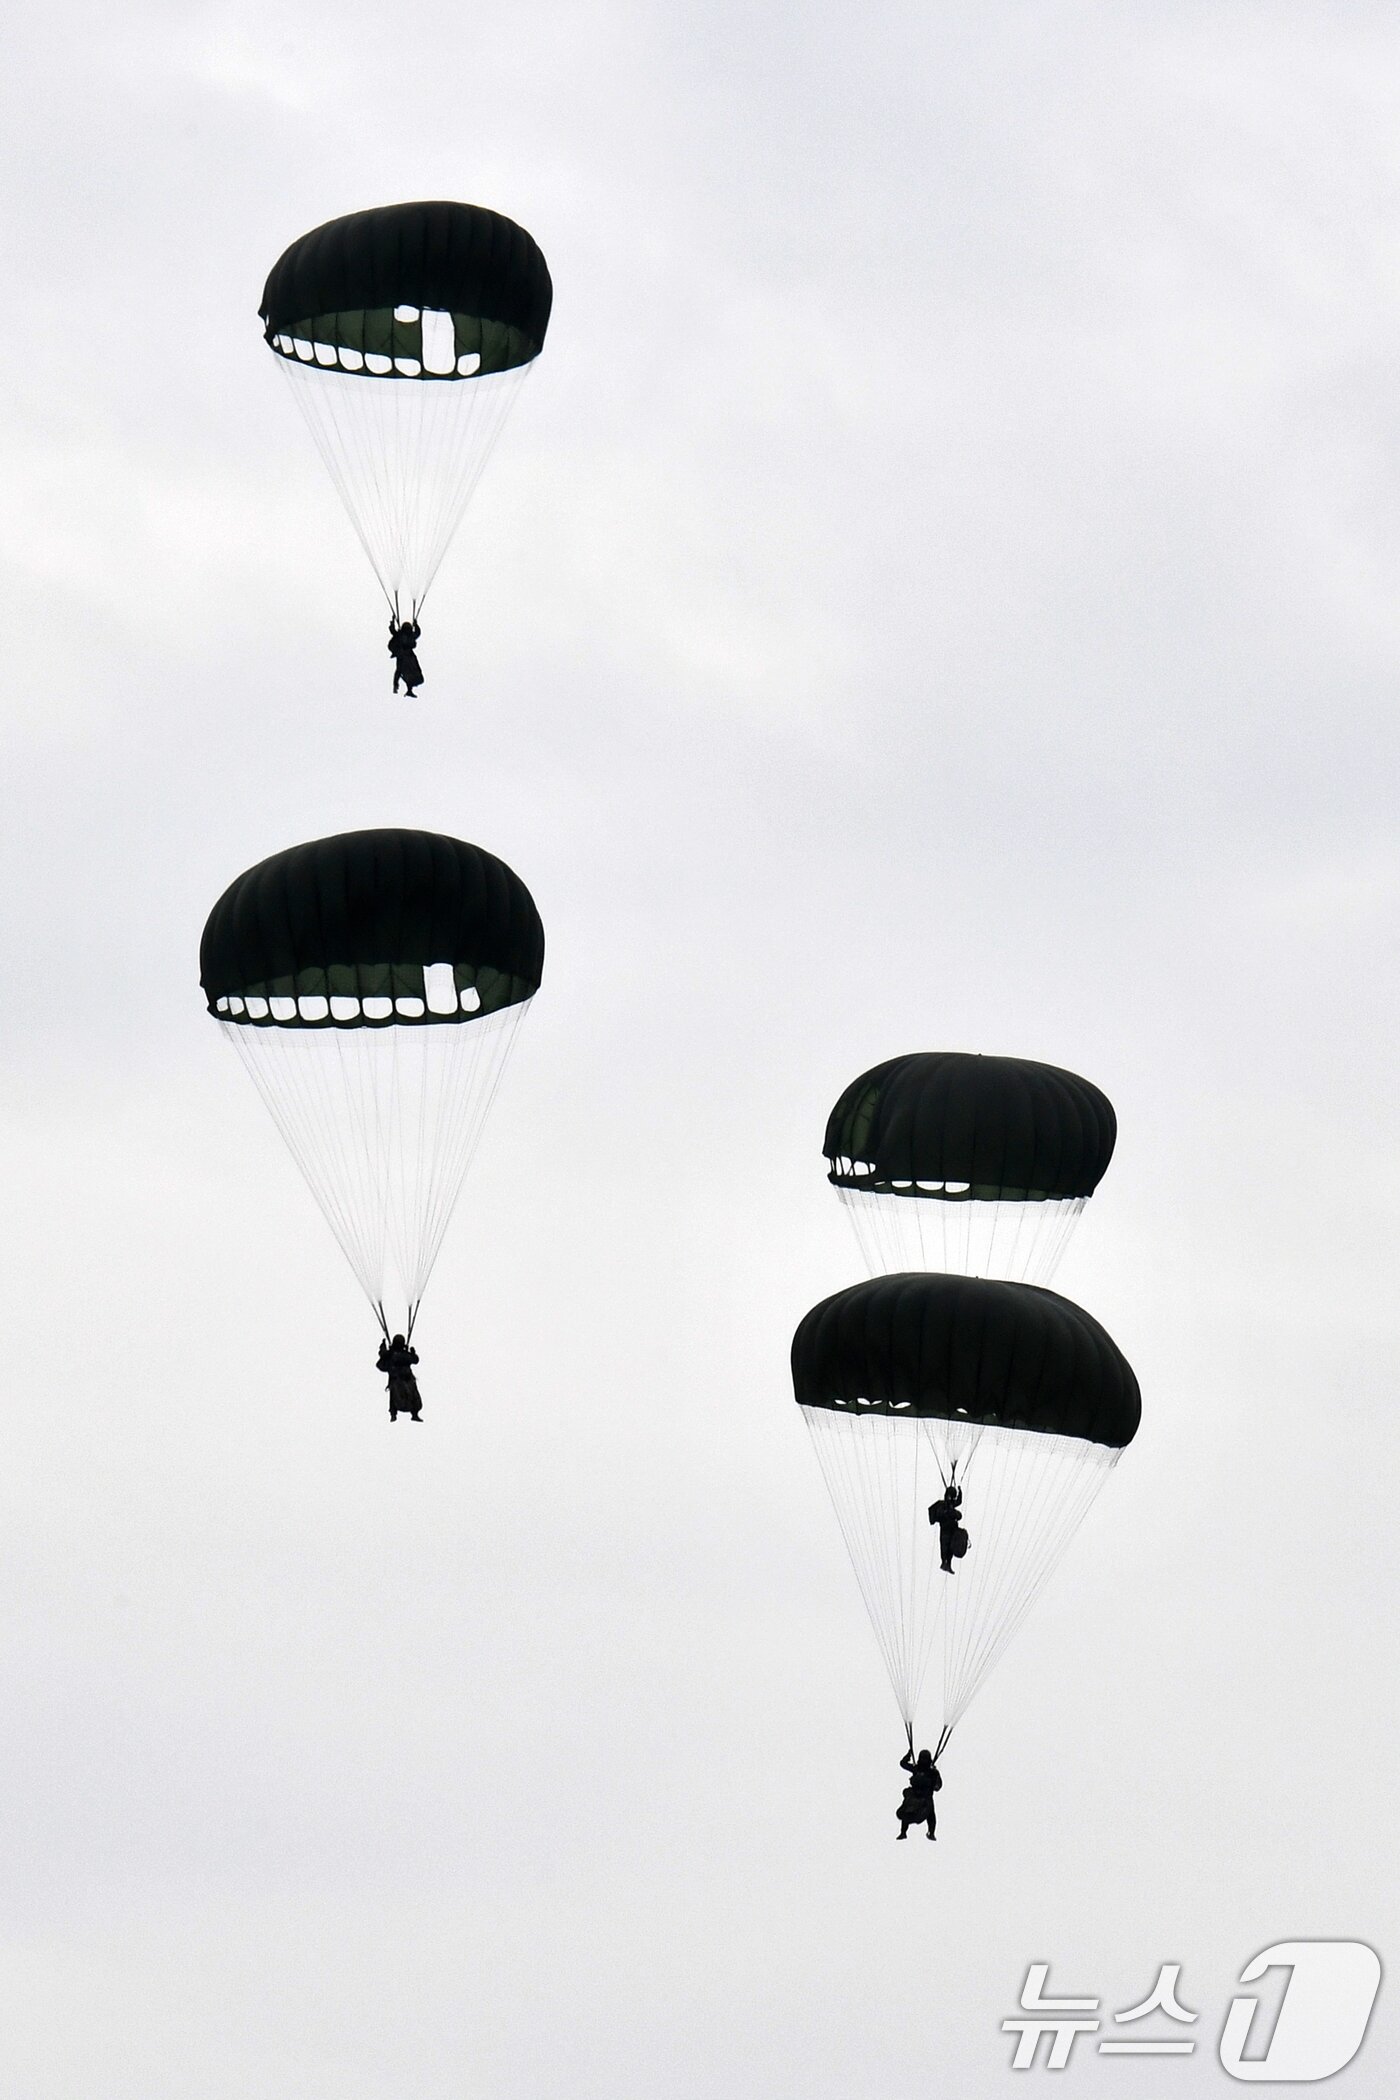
[[802, 1408, 947, 1732], [974, 1448, 1109, 1710], [905, 1719, 914, 1756], [279, 359, 399, 614], [927, 1424, 1120, 1743], [406, 1000, 526, 1305], [937, 1424, 1043, 1738], [278, 357, 532, 615], [357, 1002, 526, 1313], [803, 1405, 1120, 1750], [219, 1002, 528, 1333], [224, 1017, 388, 1307], [836, 1188, 1088, 1286], [402, 363, 527, 608]]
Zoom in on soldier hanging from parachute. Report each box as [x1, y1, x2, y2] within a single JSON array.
[[258, 199, 552, 695], [378, 1334, 423, 1422], [201, 827, 544, 1417], [928, 1472, 969, 1574], [792, 1266, 1140, 1844]]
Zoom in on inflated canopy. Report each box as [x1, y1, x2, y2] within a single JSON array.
[[201, 829, 544, 1025], [791, 1272, 1139, 1446], [260, 201, 553, 376], [824, 1052, 1116, 1202]]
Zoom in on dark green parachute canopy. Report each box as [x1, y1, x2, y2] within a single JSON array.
[[824, 1052, 1116, 1202], [260, 201, 553, 376], [791, 1273, 1139, 1446], [201, 829, 543, 1026]]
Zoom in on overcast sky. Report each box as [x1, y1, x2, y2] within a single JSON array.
[[2, 2, 1398, 2093]]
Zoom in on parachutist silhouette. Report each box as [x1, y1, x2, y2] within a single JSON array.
[[378, 1334, 422, 1421], [896, 1748, 942, 1840], [928, 1480, 968, 1573], [389, 617, 423, 696]]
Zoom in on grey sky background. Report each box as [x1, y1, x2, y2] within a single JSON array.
[[1, 2, 1398, 2092]]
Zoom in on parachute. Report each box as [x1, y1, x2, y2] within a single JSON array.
[[201, 828, 543, 1341], [792, 1272, 1138, 1754], [260, 200, 553, 621], [824, 1052, 1116, 1284]]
